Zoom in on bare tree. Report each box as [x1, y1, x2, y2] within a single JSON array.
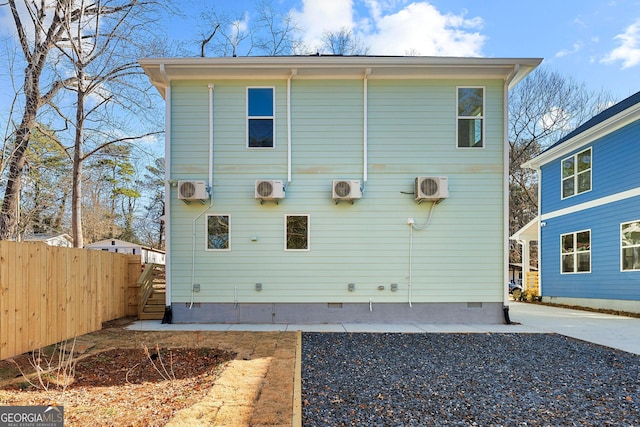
[[320, 27, 369, 55], [254, 0, 303, 56], [1, 0, 168, 244], [196, 1, 303, 57], [197, 8, 254, 57], [0, 1, 78, 240], [508, 67, 614, 263], [138, 157, 165, 249], [49, 0, 164, 247]]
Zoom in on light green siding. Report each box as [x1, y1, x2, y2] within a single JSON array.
[[168, 78, 505, 305]]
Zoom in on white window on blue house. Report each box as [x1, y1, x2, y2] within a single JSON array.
[[621, 220, 640, 271], [285, 214, 309, 251], [207, 214, 230, 250], [247, 87, 274, 148], [561, 230, 591, 273], [561, 148, 591, 199], [457, 87, 484, 148]]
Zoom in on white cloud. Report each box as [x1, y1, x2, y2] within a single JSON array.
[[363, 2, 485, 56], [555, 42, 583, 58], [292, 0, 485, 56], [292, 0, 356, 52], [601, 19, 640, 68]]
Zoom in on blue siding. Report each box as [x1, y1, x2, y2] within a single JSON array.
[[540, 120, 640, 215], [540, 196, 640, 300]]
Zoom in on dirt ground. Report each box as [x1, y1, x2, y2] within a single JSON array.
[[0, 317, 300, 426]]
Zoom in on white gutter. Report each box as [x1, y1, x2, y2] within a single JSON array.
[[287, 69, 296, 184], [160, 64, 172, 309]]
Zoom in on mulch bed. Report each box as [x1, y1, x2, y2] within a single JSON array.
[[0, 346, 235, 426]]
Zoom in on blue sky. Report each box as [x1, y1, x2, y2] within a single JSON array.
[[168, 0, 640, 102]]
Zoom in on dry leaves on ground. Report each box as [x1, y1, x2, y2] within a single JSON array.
[[0, 346, 235, 426]]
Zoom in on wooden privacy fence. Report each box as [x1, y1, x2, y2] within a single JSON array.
[[0, 241, 140, 360]]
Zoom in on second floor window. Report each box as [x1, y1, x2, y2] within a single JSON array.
[[561, 230, 591, 273], [247, 87, 274, 148], [457, 87, 484, 148], [561, 148, 591, 199]]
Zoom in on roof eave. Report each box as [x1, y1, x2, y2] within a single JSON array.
[[139, 56, 542, 97], [523, 102, 640, 170]]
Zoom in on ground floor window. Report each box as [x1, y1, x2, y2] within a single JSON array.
[[621, 220, 640, 271], [285, 214, 309, 251], [561, 230, 591, 273], [207, 214, 230, 250]]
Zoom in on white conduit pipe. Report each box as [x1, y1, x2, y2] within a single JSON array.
[[408, 225, 413, 308], [408, 202, 438, 307], [234, 286, 238, 309]]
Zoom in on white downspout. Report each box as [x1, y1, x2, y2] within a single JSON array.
[[189, 84, 215, 309], [160, 64, 172, 311], [363, 68, 370, 186], [503, 65, 520, 312], [208, 84, 215, 189], [536, 167, 542, 297], [287, 69, 296, 185]]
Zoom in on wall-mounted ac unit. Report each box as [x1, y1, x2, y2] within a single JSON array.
[[415, 176, 448, 202], [332, 180, 362, 203], [178, 180, 208, 202], [255, 180, 285, 202]]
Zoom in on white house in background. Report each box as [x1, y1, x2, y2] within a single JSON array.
[[85, 239, 166, 264], [24, 233, 73, 247]]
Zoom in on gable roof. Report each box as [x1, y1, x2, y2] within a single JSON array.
[[139, 55, 541, 97], [523, 90, 640, 169]]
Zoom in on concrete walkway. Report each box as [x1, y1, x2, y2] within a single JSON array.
[[127, 302, 640, 355]]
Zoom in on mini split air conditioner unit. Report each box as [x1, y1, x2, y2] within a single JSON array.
[[415, 176, 448, 202], [255, 180, 285, 203], [332, 180, 362, 203], [178, 180, 208, 203]]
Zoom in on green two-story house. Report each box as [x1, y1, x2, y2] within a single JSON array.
[[140, 55, 540, 324]]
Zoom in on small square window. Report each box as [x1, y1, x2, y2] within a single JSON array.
[[247, 87, 274, 148], [285, 214, 309, 251], [457, 87, 484, 148], [207, 214, 230, 250]]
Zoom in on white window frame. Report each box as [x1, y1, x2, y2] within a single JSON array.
[[206, 214, 231, 251], [284, 214, 310, 251], [560, 229, 591, 274], [246, 86, 275, 149], [456, 86, 485, 149], [561, 147, 592, 200], [621, 220, 640, 272]]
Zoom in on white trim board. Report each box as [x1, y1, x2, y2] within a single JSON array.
[[542, 187, 640, 221]]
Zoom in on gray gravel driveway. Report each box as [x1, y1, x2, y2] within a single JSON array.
[[302, 333, 640, 426]]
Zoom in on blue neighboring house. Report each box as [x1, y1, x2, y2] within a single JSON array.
[[523, 90, 640, 314]]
